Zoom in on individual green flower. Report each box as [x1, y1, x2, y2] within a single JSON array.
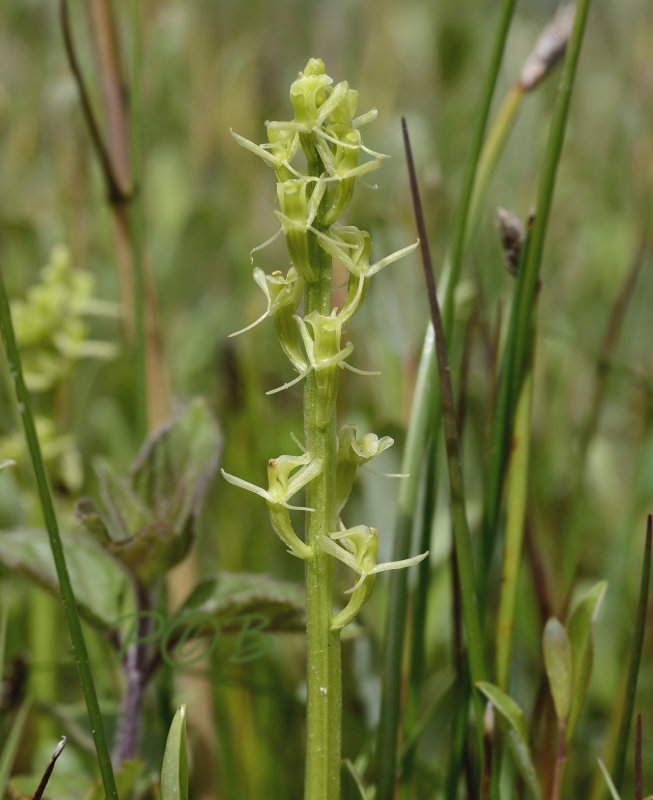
[[266, 311, 377, 418], [275, 179, 327, 282], [229, 267, 305, 370], [335, 425, 394, 514], [230, 126, 301, 182], [318, 526, 429, 629], [221, 453, 322, 559]]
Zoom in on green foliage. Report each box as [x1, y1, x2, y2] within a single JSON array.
[[0, 528, 131, 630], [566, 580, 608, 738], [543, 617, 573, 722], [0, 698, 32, 798], [175, 571, 306, 633], [160, 705, 189, 800], [83, 760, 144, 800], [476, 682, 541, 800], [0, 1, 651, 797], [76, 398, 222, 586]]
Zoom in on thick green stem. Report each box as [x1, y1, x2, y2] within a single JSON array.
[[304, 255, 341, 800]]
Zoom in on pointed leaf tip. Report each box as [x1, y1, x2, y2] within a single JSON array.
[[161, 704, 188, 800]]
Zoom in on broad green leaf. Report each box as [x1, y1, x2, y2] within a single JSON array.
[[566, 580, 608, 738], [542, 617, 572, 721], [161, 705, 188, 800], [0, 529, 132, 631], [174, 572, 306, 634], [76, 398, 222, 585], [476, 681, 541, 800]]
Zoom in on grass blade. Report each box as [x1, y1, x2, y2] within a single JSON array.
[[375, 5, 518, 791], [612, 516, 652, 790], [403, 118, 487, 751], [476, 682, 541, 800], [0, 265, 119, 800], [479, 0, 595, 579], [0, 697, 32, 797], [130, 0, 148, 440], [597, 758, 621, 800], [495, 365, 534, 690]]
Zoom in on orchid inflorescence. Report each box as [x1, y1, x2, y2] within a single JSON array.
[[222, 58, 427, 630]]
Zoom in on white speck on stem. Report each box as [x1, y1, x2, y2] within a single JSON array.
[[18, 402, 24, 413], [319, 687, 327, 695]]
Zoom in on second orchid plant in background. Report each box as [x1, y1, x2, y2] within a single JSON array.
[[222, 58, 427, 799]]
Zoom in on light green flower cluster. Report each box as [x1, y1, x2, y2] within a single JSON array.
[[223, 59, 426, 630], [11, 244, 119, 392]]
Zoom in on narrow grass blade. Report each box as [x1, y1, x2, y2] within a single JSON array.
[[476, 682, 541, 800], [635, 713, 642, 800], [0, 697, 32, 797], [597, 758, 621, 800], [376, 5, 518, 791], [495, 366, 533, 691], [479, 0, 595, 578], [0, 265, 119, 800], [0, 584, 8, 685], [566, 580, 608, 738], [562, 233, 649, 584], [130, 0, 148, 439], [612, 516, 652, 790], [401, 434, 437, 788], [161, 705, 189, 800], [403, 119, 486, 751], [342, 759, 368, 800]]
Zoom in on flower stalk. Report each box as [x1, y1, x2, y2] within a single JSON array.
[[226, 59, 425, 799]]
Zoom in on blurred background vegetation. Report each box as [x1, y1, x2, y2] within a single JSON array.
[[0, 0, 652, 797]]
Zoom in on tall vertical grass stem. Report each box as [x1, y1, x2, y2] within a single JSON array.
[[376, 5, 516, 792], [0, 266, 119, 800], [403, 118, 487, 751], [495, 362, 534, 690], [612, 515, 651, 791], [479, 0, 594, 580], [130, 0, 148, 440]]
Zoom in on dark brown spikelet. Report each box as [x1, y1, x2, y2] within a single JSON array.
[[497, 207, 526, 276]]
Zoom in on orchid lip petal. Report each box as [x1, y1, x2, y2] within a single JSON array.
[[249, 228, 284, 262], [266, 368, 310, 396], [221, 468, 271, 502], [341, 362, 380, 377], [227, 309, 270, 338]]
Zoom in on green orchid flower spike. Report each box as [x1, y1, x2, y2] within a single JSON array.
[[226, 58, 426, 800]]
